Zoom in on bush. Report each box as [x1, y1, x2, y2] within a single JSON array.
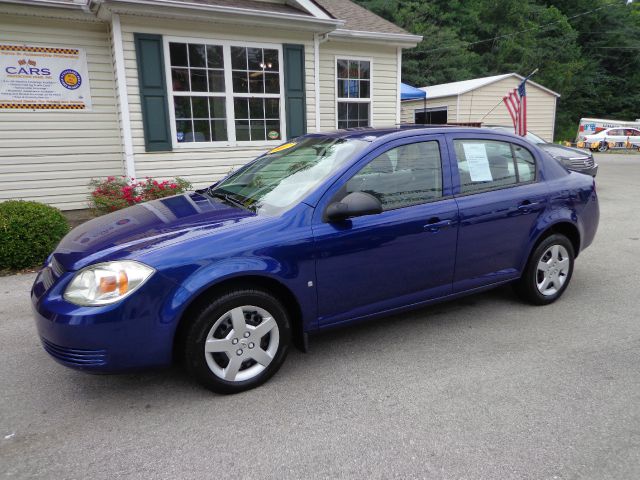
[[0, 201, 69, 270], [89, 176, 192, 214]]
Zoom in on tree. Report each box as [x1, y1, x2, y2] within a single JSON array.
[[355, 0, 640, 140]]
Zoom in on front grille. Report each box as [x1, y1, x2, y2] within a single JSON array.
[[40, 256, 66, 291], [40, 268, 56, 291], [41, 338, 107, 367], [569, 156, 595, 168], [50, 256, 66, 277]]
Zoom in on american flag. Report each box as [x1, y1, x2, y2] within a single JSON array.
[[503, 79, 528, 136]]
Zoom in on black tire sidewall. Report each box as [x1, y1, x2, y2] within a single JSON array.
[[519, 234, 575, 305], [184, 289, 291, 394]]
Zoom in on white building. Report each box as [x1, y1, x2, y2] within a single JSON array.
[[0, 0, 421, 210], [401, 73, 560, 141]]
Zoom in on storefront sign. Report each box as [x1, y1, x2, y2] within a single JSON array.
[[0, 44, 92, 110]]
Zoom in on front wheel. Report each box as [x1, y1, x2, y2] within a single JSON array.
[[183, 288, 291, 394], [514, 234, 575, 305], [597, 142, 608, 152]]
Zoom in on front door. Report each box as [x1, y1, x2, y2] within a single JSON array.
[[312, 136, 459, 326], [447, 135, 549, 292]]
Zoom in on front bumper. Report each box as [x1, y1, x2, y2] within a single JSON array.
[[31, 263, 181, 373]]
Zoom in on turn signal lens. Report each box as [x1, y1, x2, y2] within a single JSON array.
[[64, 261, 154, 306]]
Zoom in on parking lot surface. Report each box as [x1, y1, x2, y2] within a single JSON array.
[[1, 153, 639, 479]]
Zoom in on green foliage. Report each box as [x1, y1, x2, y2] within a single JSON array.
[[356, 0, 640, 141], [0, 201, 69, 270]]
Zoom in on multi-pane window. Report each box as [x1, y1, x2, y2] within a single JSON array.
[[231, 47, 281, 141], [170, 42, 227, 142], [167, 40, 282, 145], [453, 140, 537, 194], [336, 59, 371, 129]]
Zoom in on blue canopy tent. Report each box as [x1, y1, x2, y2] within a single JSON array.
[[400, 83, 427, 124]]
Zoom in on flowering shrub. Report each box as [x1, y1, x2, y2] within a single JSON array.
[[89, 176, 192, 214]]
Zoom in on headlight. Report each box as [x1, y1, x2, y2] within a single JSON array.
[[64, 261, 155, 306]]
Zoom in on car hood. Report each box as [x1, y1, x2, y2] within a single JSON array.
[[540, 143, 591, 159], [53, 192, 258, 270]]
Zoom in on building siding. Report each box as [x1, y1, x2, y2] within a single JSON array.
[[319, 39, 398, 131], [401, 76, 558, 142], [119, 16, 317, 188], [0, 9, 404, 209], [0, 12, 123, 210]]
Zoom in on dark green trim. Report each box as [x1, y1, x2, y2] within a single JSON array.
[[283, 44, 307, 140], [134, 33, 172, 152]]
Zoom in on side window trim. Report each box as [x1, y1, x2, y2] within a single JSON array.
[[314, 135, 451, 224], [448, 135, 539, 197], [339, 140, 445, 213]]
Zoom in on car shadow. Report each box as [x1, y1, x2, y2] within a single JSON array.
[[63, 284, 522, 401]]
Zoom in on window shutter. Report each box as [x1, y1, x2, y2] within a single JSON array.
[[134, 34, 172, 152], [283, 44, 307, 139]]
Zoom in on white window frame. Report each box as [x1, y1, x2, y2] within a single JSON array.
[[163, 35, 287, 149], [414, 106, 448, 124], [334, 55, 373, 129]]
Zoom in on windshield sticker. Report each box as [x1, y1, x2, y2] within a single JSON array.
[[268, 142, 296, 154], [463, 143, 493, 182]]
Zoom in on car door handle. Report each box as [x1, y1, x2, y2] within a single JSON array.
[[424, 218, 453, 232], [517, 201, 540, 213]]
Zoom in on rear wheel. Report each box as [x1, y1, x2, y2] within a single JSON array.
[[183, 289, 291, 394], [514, 234, 575, 305]]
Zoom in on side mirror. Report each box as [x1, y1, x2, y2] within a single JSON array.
[[326, 191, 383, 222]]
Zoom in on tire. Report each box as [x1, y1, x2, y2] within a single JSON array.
[[514, 234, 575, 306], [597, 142, 608, 152], [183, 288, 291, 394]]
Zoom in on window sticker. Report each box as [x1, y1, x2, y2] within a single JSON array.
[[463, 143, 493, 182], [268, 142, 296, 154]]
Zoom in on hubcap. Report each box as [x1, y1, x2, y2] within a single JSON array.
[[536, 244, 570, 296], [204, 306, 279, 382]]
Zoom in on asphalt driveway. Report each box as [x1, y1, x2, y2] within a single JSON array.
[[1, 153, 639, 479]]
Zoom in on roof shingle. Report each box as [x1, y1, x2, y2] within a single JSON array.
[[313, 0, 410, 35], [159, 0, 311, 16]]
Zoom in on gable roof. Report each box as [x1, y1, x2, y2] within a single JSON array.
[[1, 0, 421, 43], [172, 0, 311, 16], [419, 73, 560, 99], [313, 0, 409, 35]]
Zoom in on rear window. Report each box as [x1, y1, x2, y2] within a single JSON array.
[[453, 139, 536, 194]]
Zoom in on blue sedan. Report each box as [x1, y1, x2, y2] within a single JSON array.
[[31, 127, 599, 393]]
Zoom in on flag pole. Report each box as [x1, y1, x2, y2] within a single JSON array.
[[523, 68, 539, 83]]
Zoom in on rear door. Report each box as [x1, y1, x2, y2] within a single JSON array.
[[625, 129, 640, 145], [447, 134, 549, 292]]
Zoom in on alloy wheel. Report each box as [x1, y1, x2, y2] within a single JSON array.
[[536, 244, 570, 296], [203, 305, 279, 382]]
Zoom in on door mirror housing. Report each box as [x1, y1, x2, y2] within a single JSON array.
[[325, 191, 383, 222]]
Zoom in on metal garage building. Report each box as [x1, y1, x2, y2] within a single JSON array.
[[400, 73, 560, 141]]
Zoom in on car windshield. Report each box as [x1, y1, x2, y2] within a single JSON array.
[[207, 136, 368, 215]]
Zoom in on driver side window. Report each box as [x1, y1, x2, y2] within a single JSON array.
[[342, 141, 443, 211]]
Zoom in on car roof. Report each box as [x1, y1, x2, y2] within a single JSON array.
[[303, 125, 528, 143]]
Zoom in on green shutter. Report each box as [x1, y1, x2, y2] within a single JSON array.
[[134, 33, 172, 152], [283, 44, 307, 139]]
